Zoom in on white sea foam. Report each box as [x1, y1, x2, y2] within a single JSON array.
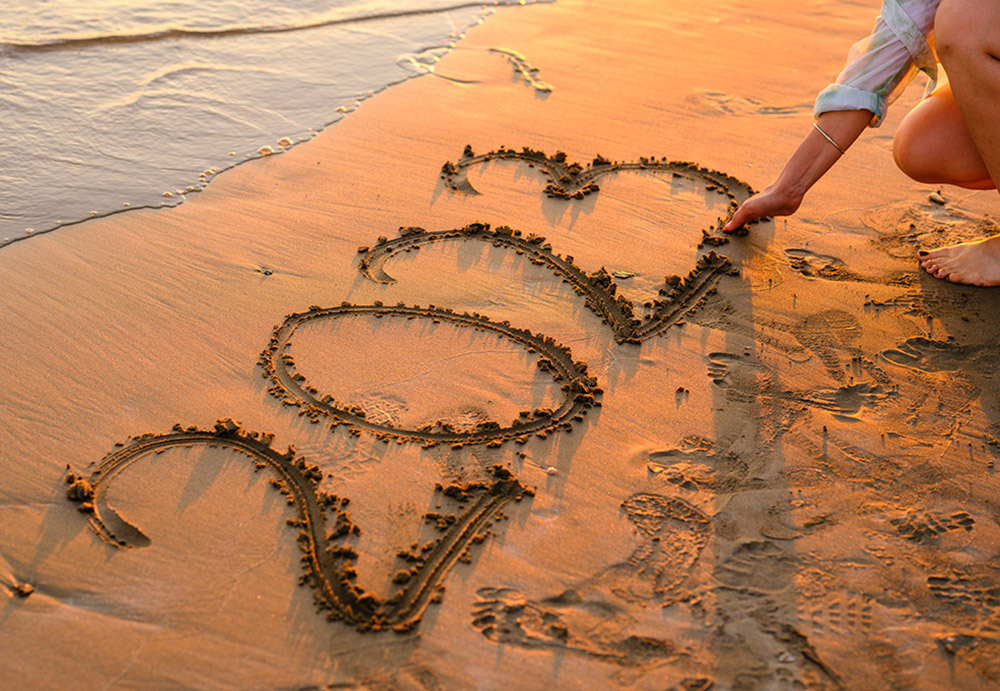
[[0, 0, 546, 246]]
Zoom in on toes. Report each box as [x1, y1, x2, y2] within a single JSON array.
[[923, 247, 956, 260]]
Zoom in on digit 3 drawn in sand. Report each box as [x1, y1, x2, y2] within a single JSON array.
[[258, 303, 601, 444], [357, 223, 738, 344], [65, 419, 534, 633], [471, 494, 710, 661], [439, 146, 764, 237]]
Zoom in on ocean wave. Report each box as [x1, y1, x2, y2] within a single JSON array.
[[0, 1, 545, 55]]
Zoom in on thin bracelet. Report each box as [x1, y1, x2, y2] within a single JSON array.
[[813, 121, 846, 156]]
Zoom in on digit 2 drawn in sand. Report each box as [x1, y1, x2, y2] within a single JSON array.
[[66, 419, 532, 632], [357, 223, 737, 344]]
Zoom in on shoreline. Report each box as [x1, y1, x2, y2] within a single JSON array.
[[0, 0, 550, 249]]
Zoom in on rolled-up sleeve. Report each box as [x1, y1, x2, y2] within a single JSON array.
[[815, 0, 941, 127]]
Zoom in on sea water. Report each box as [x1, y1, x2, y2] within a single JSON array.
[[0, 0, 541, 246]]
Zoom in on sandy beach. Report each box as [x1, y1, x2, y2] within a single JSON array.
[[3, 0, 1000, 688]]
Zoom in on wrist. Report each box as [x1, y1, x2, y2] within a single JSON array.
[[767, 177, 806, 209]]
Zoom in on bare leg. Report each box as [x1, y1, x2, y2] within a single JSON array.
[[893, 83, 994, 190], [917, 0, 1000, 286]]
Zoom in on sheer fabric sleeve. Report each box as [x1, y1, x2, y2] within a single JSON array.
[[814, 0, 941, 127]]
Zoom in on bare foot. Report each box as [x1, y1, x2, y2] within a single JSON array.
[[918, 233, 1000, 286]]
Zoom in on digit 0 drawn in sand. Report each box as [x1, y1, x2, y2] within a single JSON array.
[[471, 494, 710, 662], [259, 303, 601, 445], [65, 419, 533, 633], [357, 223, 737, 344], [439, 145, 764, 235]]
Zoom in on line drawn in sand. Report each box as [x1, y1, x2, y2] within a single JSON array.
[[439, 145, 765, 237], [259, 302, 602, 445], [471, 493, 710, 663], [65, 419, 534, 633], [488, 48, 553, 93], [358, 223, 737, 344]]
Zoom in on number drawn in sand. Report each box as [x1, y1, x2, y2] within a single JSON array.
[[65, 419, 533, 632], [439, 145, 765, 236], [357, 223, 737, 344], [259, 303, 601, 444]]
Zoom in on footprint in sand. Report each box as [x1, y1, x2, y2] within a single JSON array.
[[707, 352, 889, 419], [715, 540, 796, 592], [647, 445, 762, 494], [784, 248, 855, 281], [889, 509, 975, 543], [685, 90, 811, 118], [783, 248, 913, 287], [471, 586, 677, 665], [927, 564, 1000, 623], [881, 336, 1000, 377], [471, 494, 710, 661]]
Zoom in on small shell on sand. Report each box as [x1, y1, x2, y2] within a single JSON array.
[[545, 466, 558, 475]]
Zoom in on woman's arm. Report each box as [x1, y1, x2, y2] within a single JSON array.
[[723, 109, 873, 231], [724, 0, 941, 232]]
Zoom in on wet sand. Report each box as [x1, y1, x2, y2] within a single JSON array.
[[2, 0, 1000, 688]]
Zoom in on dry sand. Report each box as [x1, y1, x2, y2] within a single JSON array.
[[2, 0, 1000, 688]]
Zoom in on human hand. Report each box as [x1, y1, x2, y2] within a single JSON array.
[[723, 184, 803, 233]]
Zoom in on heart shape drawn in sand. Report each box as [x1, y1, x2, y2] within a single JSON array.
[[66, 419, 533, 632], [358, 223, 738, 344]]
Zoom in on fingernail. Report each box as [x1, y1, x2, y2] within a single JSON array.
[[917, 251, 928, 257]]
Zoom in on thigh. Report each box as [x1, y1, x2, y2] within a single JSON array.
[[894, 82, 993, 187], [936, 0, 1000, 60], [934, 0, 1000, 188]]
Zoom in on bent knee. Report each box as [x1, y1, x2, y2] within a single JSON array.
[[893, 115, 941, 183]]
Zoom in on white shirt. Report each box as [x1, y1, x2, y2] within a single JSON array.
[[814, 0, 941, 126]]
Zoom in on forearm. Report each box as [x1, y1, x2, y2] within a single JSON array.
[[723, 109, 876, 231], [775, 109, 873, 201]]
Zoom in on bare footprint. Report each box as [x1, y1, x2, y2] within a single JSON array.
[[881, 337, 1000, 377], [471, 586, 677, 664], [784, 248, 854, 281], [796, 382, 891, 418], [647, 447, 761, 494], [472, 494, 711, 660]]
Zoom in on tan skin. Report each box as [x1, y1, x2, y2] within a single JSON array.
[[725, 0, 1000, 287]]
